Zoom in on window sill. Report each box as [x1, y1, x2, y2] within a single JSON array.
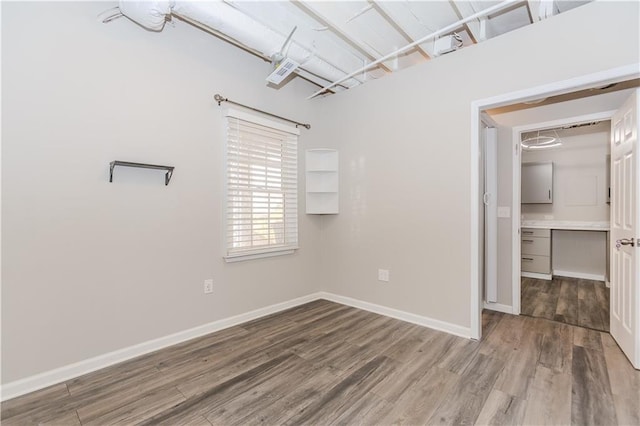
[[224, 247, 298, 263]]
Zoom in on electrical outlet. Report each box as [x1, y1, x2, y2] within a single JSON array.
[[204, 279, 214, 294], [378, 269, 390, 282]]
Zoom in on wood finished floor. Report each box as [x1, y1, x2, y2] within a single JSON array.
[[3, 300, 638, 425], [521, 277, 610, 332]]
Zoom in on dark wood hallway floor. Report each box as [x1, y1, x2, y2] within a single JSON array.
[[3, 300, 638, 425], [521, 276, 609, 332]]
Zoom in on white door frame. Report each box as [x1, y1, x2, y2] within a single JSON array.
[[470, 64, 640, 340], [510, 111, 617, 314]]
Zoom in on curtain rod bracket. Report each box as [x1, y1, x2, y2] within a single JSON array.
[[214, 94, 226, 106], [213, 93, 310, 130]]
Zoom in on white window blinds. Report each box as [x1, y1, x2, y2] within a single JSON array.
[[225, 110, 299, 260]]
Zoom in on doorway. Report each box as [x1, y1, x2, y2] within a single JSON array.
[[516, 118, 612, 332], [469, 64, 639, 341]]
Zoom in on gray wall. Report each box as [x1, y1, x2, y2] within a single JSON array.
[[312, 1, 638, 327], [1, 1, 324, 383]]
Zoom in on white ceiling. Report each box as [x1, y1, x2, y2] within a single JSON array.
[[112, 1, 593, 97]]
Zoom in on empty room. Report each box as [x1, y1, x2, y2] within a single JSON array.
[[2, 1, 639, 425]]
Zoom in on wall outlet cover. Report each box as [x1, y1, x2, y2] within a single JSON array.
[[378, 269, 390, 282], [204, 279, 214, 294]]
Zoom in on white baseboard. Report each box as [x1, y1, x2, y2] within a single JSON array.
[[2, 291, 471, 401], [318, 292, 471, 339], [1, 292, 323, 402], [522, 272, 552, 280], [483, 302, 513, 314], [553, 270, 605, 282]]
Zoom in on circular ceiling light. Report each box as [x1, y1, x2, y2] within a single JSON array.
[[521, 131, 562, 150]]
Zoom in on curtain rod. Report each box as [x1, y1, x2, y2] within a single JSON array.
[[214, 94, 311, 129]]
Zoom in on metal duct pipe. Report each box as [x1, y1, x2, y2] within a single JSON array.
[[117, 0, 363, 89], [171, 1, 363, 88]]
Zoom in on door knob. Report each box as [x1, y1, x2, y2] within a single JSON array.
[[616, 238, 635, 249]]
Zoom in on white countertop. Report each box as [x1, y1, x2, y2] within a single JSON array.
[[521, 220, 610, 231]]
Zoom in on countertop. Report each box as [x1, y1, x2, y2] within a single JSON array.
[[521, 220, 610, 231]]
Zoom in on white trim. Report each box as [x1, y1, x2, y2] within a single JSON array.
[[553, 270, 606, 282], [512, 111, 616, 135], [471, 107, 481, 339], [1, 291, 472, 401], [522, 271, 553, 280], [472, 64, 640, 111], [512, 133, 521, 314], [470, 64, 640, 340], [483, 302, 513, 314], [224, 248, 297, 263], [0, 292, 322, 402], [318, 292, 471, 339]]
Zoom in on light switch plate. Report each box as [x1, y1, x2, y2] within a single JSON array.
[[497, 206, 511, 218]]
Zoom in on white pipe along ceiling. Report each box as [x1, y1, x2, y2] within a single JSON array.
[[112, 0, 593, 98]]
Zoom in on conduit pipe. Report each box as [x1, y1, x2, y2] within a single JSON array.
[[117, 0, 362, 89], [172, 2, 363, 88], [306, 0, 521, 99]]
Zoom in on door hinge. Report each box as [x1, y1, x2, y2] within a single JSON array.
[[515, 143, 519, 156]]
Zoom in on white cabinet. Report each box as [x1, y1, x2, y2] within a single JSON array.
[[521, 228, 551, 279], [306, 149, 338, 214], [521, 162, 553, 204]]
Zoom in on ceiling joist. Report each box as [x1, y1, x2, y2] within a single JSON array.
[[112, 0, 594, 97], [449, 0, 487, 43], [369, 1, 432, 60], [293, 0, 393, 74]]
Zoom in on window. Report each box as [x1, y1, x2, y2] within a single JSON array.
[[224, 109, 299, 261]]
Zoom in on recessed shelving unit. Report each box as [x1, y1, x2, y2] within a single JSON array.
[[109, 161, 175, 186], [306, 149, 338, 214]]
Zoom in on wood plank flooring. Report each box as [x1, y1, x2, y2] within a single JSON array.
[[3, 300, 638, 425], [521, 276, 610, 332]]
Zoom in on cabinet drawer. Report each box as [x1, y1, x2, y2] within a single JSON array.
[[521, 228, 550, 238], [521, 236, 551, 256], [521, 254, 551, 274]]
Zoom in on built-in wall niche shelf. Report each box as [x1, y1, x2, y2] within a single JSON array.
[[109, 161, 175, 186], [306, 149, 338, 214]]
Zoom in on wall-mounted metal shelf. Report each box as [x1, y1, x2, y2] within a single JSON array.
[[109, 161, 175, 186]]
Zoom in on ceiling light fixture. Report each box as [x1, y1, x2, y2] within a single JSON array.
[[524, 142, 562, 150], [521, 130, 562, 150]]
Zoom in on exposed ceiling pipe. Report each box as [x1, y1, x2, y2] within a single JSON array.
[[172, 13, 344, 92], [116, 1, 363, 89], [118, 0, 172, 31], [306, 0, 521, 99]]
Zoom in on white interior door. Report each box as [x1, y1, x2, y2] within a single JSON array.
[[610, 89, 640, 369]]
